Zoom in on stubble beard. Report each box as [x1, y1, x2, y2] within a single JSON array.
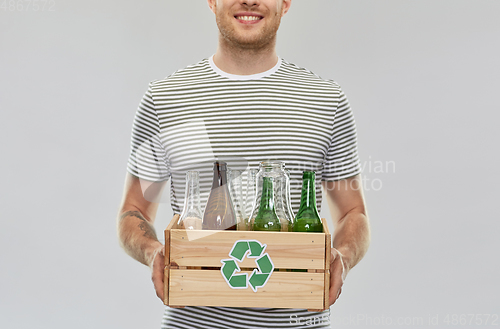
[[216, 13, 281, 51]]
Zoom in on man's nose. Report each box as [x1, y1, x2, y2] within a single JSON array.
[[241, 0, 260, 7]]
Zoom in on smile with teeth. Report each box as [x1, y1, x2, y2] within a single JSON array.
[[235, 16, 262, 21]]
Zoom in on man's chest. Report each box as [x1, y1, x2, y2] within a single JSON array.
[[154, 83, 338, 170]]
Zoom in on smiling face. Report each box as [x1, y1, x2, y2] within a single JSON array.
[[208, 0, 291, 50]]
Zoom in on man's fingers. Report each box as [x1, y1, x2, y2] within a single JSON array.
[[329, 249, 345, 306], [152, 271, 164, 300], [151, 246, 166, 301], [329, 270, 343, 305]]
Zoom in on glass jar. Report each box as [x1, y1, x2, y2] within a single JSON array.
[[248, 161, 294, 232]]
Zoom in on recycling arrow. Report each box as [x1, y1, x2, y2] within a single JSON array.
[[220, 239, 274, 292], [249, 253, 274, 291], [249, 271, 269, 291], [221, 260, 238, 280], [221, 259, 248, 289], [230, 241, 250, 261], [248, 241, 266, 257]]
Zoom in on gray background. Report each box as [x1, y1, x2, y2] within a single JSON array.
[[1, 0, 499, 328]]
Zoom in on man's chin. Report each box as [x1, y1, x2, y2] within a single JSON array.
[[229, 34, 275, 49]]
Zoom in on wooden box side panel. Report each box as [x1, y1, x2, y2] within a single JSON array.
[[169, 269, 325, 310], [164, 214, 179, 305], [169, 230, 326, 269], [324, 230, 331, 310], [320, 218, 332, 310], [165, 216, 331, 309]]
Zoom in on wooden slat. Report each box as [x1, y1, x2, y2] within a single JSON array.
[[169, 269, 325, 310], [163, 229, 170, 305], [324, 228, 332, 310], [163, 268, 169, 306], [163, 214, 179, 305], [321, 217, 330, 235], [166, 214, 179, 231], [170, 229, 325, 269]]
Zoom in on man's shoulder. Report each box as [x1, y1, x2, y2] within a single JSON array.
[[279, 59, 342, 91], [149, 58, 214, 88]]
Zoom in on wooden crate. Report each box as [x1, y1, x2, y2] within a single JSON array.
[[163, 215, 331, 311]]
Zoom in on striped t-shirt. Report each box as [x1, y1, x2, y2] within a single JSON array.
[[127, 56, 361, 328]]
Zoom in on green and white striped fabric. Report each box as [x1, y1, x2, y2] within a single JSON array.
[[161, 306, 332, 329]]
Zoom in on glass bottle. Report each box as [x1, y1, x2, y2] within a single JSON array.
[[284, 170, 295, 225], [177, 171, 203, 230], [244, 168, 258, 230], [274, 170, 295, 232], [229, 169, 247, 231], [252, 176, 281, 231], [293, 171, 323, 232], [248, 161, 293, 231], [202, 161, 237, 230]]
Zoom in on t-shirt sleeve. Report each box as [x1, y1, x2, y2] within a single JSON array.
[[126, 83, 170, 182], [323, 88, 361, 181]]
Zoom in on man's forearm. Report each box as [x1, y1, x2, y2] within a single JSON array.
[[332, 210, 370, 271], [117, 210, 163, 267]]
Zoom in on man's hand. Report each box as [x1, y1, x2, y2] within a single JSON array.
[[322, 176, 370, 307], [150, 245, 165, 301], [329, 247, 348, 306]]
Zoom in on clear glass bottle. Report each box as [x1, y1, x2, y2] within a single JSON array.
[[202, 161, 237, 230], [229, 169, 247, 231], [284, 170, 295, 225], [274, 169, 295, 232], [243, 168, 258, 230], [177, 171, 203, 230]]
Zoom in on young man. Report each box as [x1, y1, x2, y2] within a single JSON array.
[[117, 0, 370, 328]]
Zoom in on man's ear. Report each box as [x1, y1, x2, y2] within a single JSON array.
[[207, 0, 217, 14], [281, 0, 291, 16]]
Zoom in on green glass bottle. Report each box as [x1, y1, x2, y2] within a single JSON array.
[[252, 176, 281, 231], [293, 171, 323, 233]]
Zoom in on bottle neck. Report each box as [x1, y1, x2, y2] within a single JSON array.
[[212, 168, 228, 188], [259, 177, 275, 211], [211, 161, 228, 188], [185, 177, 201, 210], [299, 172, 317, 210], [247, 171, 256, 192], [181, 172, 202, 219]]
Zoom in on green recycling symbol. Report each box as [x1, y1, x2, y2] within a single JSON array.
[[220, 240, 274, 292]]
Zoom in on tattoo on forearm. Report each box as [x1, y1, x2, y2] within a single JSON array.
[[138, 221, 157, 240], [120, 210, 158, 240]]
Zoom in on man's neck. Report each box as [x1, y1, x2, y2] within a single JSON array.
[[212, 39, 279, 76]]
